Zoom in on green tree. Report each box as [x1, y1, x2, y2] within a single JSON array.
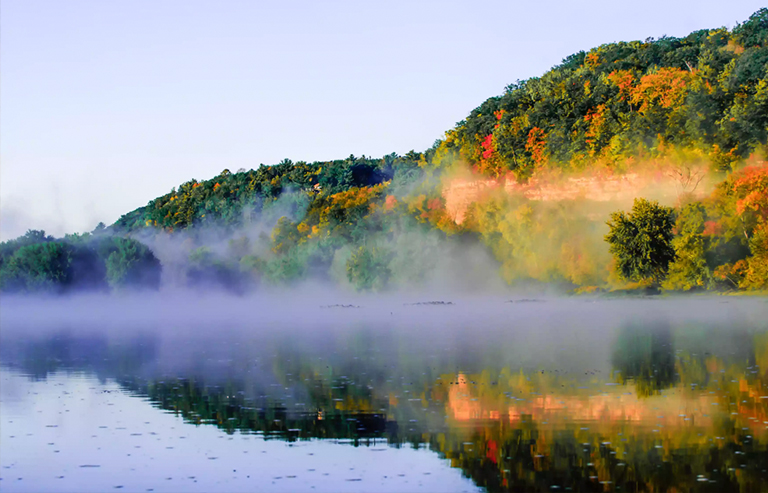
[[0, 230, 55, 268], [103, 238, 161, 290], [663, 202, 711, 290], [732, 8, 768, 47], [605, 198, 676, 285], [346, 245, 392, 291], [0, 242, 75, 292], [271, 217, 302, 255], [186, 246, 244, 293]]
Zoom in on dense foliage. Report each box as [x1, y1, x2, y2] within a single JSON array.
[[432, 9, 768, 177], [3, 10, 768, 293], [659, 164, 768, 290], [112, 154, 418, 233], [0, 229, 161, 293], [606, 198, 676, 285]]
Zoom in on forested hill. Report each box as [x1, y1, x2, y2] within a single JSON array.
[[439, 9, 768, 178], [112, 154, 423, 233], [115, 8, 768, 233], [2, 9, 767, 294]]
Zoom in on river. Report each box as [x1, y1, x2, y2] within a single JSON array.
[[1, 295, 766, 492]]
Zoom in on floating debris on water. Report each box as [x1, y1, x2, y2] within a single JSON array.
[[404, 301, 454, 306]]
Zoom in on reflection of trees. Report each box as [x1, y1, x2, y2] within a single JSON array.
[[612, 320, 676, 396], [3, 324, 768, 492], [0, 331, 157, 381], [435, 365, 768, 492], [120, 376, 402, 445], [432, 419, 767, 492]]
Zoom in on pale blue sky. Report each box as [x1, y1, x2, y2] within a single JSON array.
[[1, 0, 764, 239]]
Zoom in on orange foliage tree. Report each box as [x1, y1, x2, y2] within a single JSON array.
[[525, 127, 548, 165], [607, 70, 635, 103], [629, 68, 693, 114], [732, 166, 768, 288], [584, 104, 609, 155]]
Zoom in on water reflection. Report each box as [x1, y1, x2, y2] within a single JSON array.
[[1, 299, 767, 491], [612, 319, 676, 396]]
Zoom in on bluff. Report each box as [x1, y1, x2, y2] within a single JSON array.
[[2, 9, 767, 293]]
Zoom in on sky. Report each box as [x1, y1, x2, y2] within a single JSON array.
[[1, 0, 765, 240]]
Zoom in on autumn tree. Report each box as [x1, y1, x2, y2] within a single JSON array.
[[732, 165, 768, 288]]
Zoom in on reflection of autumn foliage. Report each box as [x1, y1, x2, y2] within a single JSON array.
[[436, 351, 768, 492], [17, 316, 766, 492], [445, 375, 717, 426]]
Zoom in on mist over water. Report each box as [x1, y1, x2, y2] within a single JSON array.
[[3, 7, 768, 491], [2, 294, 766, 386], [1, 294, 767, 491]]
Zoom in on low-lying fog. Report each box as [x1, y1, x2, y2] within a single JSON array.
[[2, 291, 765, 331], [2, 293, 765, 383]]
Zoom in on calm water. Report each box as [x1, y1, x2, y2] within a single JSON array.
[[1, 296, 767, 492]]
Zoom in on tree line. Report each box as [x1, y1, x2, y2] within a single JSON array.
[[2, 9, 767, 293], [0, 228, 160, 293]]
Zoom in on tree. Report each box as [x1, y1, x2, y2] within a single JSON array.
[[346, 245, 392, 291], [102, 238, 161, 290], [605, 198, 676, 285], [663, 202, 711, 291], [732, 8, 768, 47], [271, 217, 302, 255], [0, 230, 54, 268], [0, 242, 75, 292], [186, 246, 244, 293]]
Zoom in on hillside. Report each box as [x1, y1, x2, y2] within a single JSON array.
[[2, 9, 767, 294]]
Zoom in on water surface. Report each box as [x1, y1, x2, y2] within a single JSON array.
[[1, 296, 767, 492]]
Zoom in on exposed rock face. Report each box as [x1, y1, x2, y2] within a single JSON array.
[[442, 178, 500, 224], [504, 173, 642, 202], [442, 170, 705, 225]]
